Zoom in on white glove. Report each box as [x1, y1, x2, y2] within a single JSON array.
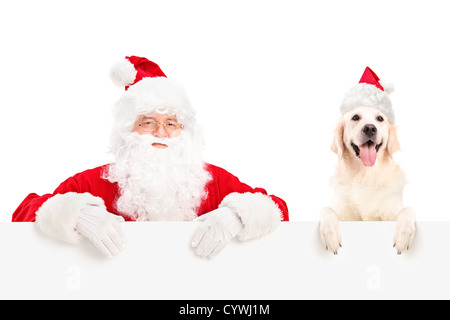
[[191, 207, 243, 258], [75, 205, 126, 257]]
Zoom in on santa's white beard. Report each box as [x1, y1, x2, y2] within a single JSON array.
[[104, 131, 211, 221]]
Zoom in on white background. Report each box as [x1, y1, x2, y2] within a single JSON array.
[[1, 0, 449, 222]]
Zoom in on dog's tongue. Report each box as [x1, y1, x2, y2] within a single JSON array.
[[360, 142, 377, 167]]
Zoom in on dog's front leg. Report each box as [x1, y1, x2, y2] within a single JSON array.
[[319, 207, 342, 254], [393, 207, 416, 254]]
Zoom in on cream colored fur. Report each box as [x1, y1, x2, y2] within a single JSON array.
[[319, 106, 416, 254]]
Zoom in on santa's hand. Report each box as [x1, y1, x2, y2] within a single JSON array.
[[191, 207, 243, 258], [75, 205, 126, 257]]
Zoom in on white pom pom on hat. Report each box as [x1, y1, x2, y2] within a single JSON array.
[[340, 67, 396, 123], [379, 80, 395, 95], [109, 58, 137, 87]]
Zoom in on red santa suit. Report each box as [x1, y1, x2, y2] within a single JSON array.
[[13, 163, 288, 242]]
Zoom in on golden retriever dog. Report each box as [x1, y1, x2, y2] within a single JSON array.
[[319, 104, 416, 255]]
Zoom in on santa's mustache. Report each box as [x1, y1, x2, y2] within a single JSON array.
[[134, 134, 181, 147]]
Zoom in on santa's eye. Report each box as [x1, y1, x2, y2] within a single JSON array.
[[352, 114, 360, 121], [377, 116, 384, 122]]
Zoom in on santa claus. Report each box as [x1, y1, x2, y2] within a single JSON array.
[[12, 56, 289, 258]]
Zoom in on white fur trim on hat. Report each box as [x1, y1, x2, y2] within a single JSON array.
[[219, 192, 282, 241], [109, 58, 137, 87], [35, 192, 106, 244], [111, 77, 196, 132], [340, 83, 395, 123]]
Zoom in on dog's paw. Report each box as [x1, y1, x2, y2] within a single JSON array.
[[393, 216, 416, 254], [319, 209, 342, 254]]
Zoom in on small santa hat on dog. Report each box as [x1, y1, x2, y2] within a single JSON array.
[[109, 56, 196, 130], [340, 67, 395, 123]]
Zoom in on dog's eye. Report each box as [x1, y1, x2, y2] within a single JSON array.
[[352, 115, 360, 121], [377, 116, 384, 122]]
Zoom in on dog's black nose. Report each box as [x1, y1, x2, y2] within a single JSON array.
[[362, 124, 377, 137]]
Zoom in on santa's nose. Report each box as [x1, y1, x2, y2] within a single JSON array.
[[153, 125, 168, 138]]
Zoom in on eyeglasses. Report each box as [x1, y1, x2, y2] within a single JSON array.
[[137, 120, 184, 133]]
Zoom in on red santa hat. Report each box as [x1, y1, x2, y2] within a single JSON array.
[[340, 67, 395, 123], [109, 56, 196, 130]]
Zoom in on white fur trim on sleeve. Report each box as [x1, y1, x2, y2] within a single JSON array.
[[219, 192, 282, 241], [35, 192, 106, 244]]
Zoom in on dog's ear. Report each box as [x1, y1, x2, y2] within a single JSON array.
[[331, 119, 344, 159], [387, 123, 401, 158]]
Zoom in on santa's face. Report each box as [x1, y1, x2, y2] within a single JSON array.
[[132, 112, 183, 148]]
